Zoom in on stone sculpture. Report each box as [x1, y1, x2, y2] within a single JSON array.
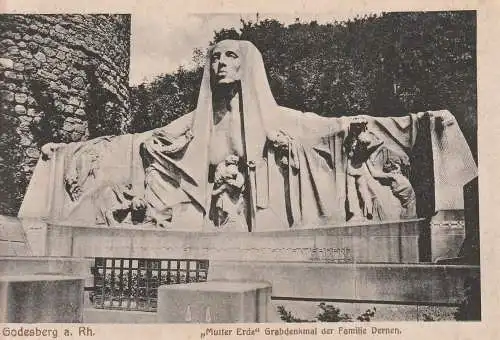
[[19, 40, 478, 232]]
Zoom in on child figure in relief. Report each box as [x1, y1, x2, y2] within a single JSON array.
[[209, 154, 247, 231], [374, 160, 417, 219]]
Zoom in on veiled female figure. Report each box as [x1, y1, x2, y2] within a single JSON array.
[[22, 40, 475, 230], [136, 39, 477, 232], [138, 40, 348, 231]]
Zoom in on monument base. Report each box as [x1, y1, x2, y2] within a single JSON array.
[[27, 219, 428, 263]]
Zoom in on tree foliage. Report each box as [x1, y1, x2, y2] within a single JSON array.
[[128, 11, 476, 157], [129, 66, 203, 133]]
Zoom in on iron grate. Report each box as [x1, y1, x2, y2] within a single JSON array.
[[90, 257, 209, 312]]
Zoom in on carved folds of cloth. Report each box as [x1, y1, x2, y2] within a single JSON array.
[[19, 111, 477, 230], [344, 119, 417, 221]]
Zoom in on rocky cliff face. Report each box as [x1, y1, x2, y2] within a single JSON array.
[[0, 14, 131, 215]]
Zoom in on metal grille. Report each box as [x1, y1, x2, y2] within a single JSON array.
[[91, 257, 209, 312]]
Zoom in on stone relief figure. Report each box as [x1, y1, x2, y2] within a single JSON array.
[[96, 182, 147, 226], [375, 159, 416, 219], [139, 128, 195, 228], [19, 40, 478, 232], [267, 130, 299, 170], [344, 119, 384, 221], [209, 154, 247, 231], [63, 137, 111, 201]]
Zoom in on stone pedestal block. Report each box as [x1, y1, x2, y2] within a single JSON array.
[[157, 281, 271, 323], [431, 210, 466, 262], [40, 219, 424, 263], [0, 275, 84, 323]]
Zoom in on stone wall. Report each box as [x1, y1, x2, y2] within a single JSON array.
[[0, 14, 131, 215]]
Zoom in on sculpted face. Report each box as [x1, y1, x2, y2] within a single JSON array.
[[211, 40, 241, 85]]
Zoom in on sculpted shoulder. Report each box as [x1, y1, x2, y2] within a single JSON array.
[[134, 111, 195, 144], [275, 106, 347, 140]]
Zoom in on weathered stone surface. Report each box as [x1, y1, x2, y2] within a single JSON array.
[[13, 62, 25, 71], [64, 104, 75, 114], [73, 122, 87, 134], [18, 120, 31, 130], [0, 14, 131, 215], [75, 108, 86, 116], [63, 120, 75, 132], [27, 108, 38, 117], [19, 115, 32, 124], [57, 62, 67, 71], [55, 50, 66, 60], [1, 39, 15, 47], [68, 96, 80, 106], [57, 45, 70, 53], [0, 275, 84, 323], [32, 34, 44, 44], [71, 132, 82, 140], [0, 58, 14, 69], [42, 46, 56, 57], [7, 46, 20, 54], [19, 134, 31, 146], [14, 104, 26, 115], [15, 93, 28, 104], [72, 76, 85, 89], [55, 24, 66, 33], [1, 91, 15, 102], [158, 281, 272, 323], [34, 51, 46, 62], [37, 69, 58, 80], [4, 83, 16, 91], [4, 71, 17, 79], [27, 41, 38, 52], [54, 100, 65, 111]]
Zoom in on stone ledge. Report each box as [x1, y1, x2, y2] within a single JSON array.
[[208, 261, 479, 305], [35, 219, 425, 263], [0, 256, 92, 278]]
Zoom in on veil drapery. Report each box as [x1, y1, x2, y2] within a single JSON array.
[[147, 40, 297, 217], [18, 40, 478, 232]]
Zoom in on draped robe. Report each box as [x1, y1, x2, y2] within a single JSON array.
[[18, 40, 478, 232]]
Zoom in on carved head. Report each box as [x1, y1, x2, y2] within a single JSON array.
[[224, 154, 240, 165], [268, 130, 290, 149], [210, 40, 242, 86], [225, 164, 239, 178]]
